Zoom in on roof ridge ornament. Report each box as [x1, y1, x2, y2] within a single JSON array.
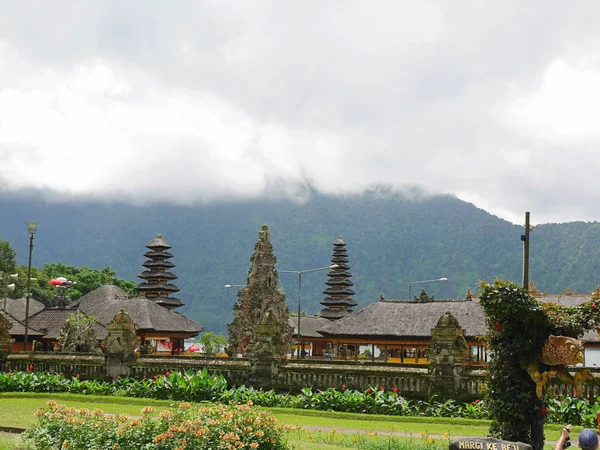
[[415, 288, 434, 302], [565, 287, 573, 296], [528, 280, 542, 297], [591, 286, 600, 300]]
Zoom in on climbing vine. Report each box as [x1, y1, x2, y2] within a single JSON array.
[[480, 281, 600, 445]]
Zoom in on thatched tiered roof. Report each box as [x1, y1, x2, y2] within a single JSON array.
[[320, 237, 357, 320], [136, 234, 183, 309], [72, 285, 202, 335]]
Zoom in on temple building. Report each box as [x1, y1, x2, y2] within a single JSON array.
[[2, 233, 202, 354], [320, 237, 357, 320], [319, 289, 488, 363], [227, 225, 292, 357], [136, 234, 183, 310]]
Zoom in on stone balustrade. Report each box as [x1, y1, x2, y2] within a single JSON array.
[[5, 353, 600, 402]]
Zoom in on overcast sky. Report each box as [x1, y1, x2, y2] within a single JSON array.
[[1, 1, 599, 224]]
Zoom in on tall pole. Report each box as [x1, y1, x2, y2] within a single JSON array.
[[297, 272, 302, 360], [23, 221, 36, 352], [521, 211, 530, 291], [279, 265, 336, 360], [408, 277, 448, 299]]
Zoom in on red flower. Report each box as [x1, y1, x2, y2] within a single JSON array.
[[366, 388, 372, 395], [574, 390, 577, 397], [152, 375, 157, 380], [76, 373, 80, 379], [379, 386, 385, 391], [494, 321, 502, 332], [392, 387, 399, 394], [593, 303, 597, 309], [540, 407, 547, 417], [341, 384, 346, 390], [165, 371, 171, 377], [25, 367, 30, 373]]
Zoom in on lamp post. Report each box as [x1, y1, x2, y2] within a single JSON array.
[[0, 271, 18, 313], [224, 284, 246, 288], [408, 277, 448, 300], [279, 264, 338, 360], [23, 221, 37, 352]]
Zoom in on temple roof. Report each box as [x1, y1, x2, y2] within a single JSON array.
[[2, 310, 45, 337], [319, 299, 486, 339], [2, 296, 46, 322], [288, 315, 332, 338], [72, 285, 202, 334], [28, 308, 109, 340], [145, 234, 171, 250]]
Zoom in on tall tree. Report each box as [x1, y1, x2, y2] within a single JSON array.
[[0, 238, 17, 277]]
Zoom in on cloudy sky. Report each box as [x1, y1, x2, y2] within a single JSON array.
[[1, 1, 599, 224]]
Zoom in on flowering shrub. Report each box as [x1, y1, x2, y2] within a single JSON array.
[[24, 400, 291, 450]]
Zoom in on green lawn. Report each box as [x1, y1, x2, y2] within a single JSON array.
[[0, 393, 573, 450]]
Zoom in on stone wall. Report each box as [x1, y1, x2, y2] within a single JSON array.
[[4, 352, 600, 401]]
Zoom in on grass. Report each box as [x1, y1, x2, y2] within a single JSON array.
[[0, 393, 578, 450]]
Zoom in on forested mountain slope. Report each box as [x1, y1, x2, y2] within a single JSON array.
[[0, 189, 595, 332]]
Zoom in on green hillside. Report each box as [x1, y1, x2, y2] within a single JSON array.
[[1, 189, 596, 332]]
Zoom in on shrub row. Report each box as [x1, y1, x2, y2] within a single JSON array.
[[1, 370, 597, 426], [23, 400, 290, 450]]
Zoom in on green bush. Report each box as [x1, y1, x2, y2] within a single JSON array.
[[23, 400, 290, 450], [3, 369, 599, 425]]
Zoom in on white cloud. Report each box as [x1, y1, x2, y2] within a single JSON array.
[[504, 59, 600, 143], [2, 2, 600, 223]]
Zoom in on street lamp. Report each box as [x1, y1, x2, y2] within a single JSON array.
[[0, 271, 18, 313], [279, 264, 338, 360], [23, 220, 37, 352], [408, 277, 448, 300], [224, 284, 246, 288]]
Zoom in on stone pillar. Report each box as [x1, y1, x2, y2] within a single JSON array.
[[104, 309, 139, 379], [247, 311, 282, 389], [428, 310, 468, 400]]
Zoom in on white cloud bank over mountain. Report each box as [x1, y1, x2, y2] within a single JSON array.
[[1, 1, 600, 224]]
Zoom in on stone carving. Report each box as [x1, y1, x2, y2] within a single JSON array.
[[539, 335, 584, 366], [0, 313, 13, 357], [528, 335, 585, 399], [227, 225, 292, 357], [56, 312, 101, 354], [465, 288, 476, 301], [247, 311, 281, 388], [428, 311, 468, 399], [415, 288, 434, 302], [528, 281, 542, 297], [104, 309, 139, 379]]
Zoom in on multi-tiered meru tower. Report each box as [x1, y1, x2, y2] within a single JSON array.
[[319, 236, 357, 320], [136, 234, 183, 310]]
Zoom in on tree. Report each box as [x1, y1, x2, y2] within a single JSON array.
[[0, 239, 17, 304], [199, 332, 228, 355], [480, 280, 600, 450], [0, 239, 17, 276]]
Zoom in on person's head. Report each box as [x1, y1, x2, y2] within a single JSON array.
[[578, 429, 599, 450]]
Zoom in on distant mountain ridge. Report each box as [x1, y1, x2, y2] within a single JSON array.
[[2, 189, 599, 333]]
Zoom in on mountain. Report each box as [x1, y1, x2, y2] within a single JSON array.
[[1, 189, 597, 333]]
